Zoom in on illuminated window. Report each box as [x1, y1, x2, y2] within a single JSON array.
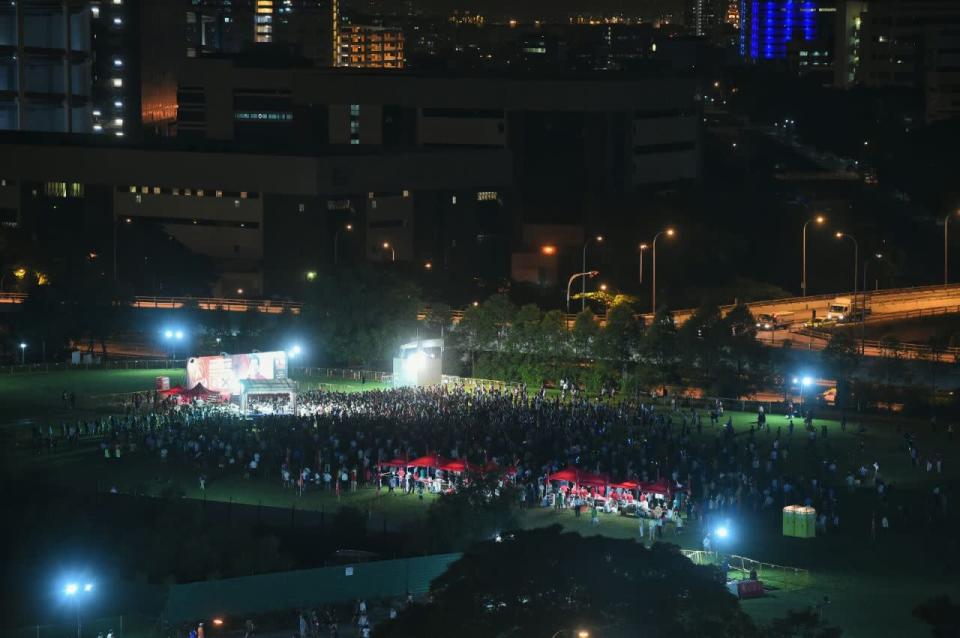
[[173, 188, 180, 196], [215, 190, 223, 198], [240, 191, 248, 199], [402, 190, 410, 197], [112, 78, 123, 88], [196, 190, 204, 197], [70, 183, 84, 198], [45, 182, 67, 198], [141, 186, 149, 194], [184, 189, 192, 196], [477, 191, 498, 201], [451, 195, 458, 204], [129, 186, 136, 193], [153, 187, 161, 195]]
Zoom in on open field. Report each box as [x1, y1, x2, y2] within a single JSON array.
[[4, 368, 960, 637], [0, 368, 389, 428]]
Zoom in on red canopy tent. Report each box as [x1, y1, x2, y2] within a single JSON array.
[[546, 467, 581, 483], [610, 481, 640, 491], [406, 455, 451, 469], [180, 383, 220, 400], [638, 478, 673, 495], [439, 459, 481, 474], [379, 458, 409, 468], [158, 386, 183, 397], [577, 471, 611, 488]]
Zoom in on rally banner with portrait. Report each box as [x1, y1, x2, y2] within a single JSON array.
[[186, 351, 288, 395]]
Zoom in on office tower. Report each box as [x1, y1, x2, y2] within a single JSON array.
[[0, 0, 93, 132]]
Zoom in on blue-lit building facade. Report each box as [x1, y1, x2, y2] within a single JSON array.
[[739, 0, 828, 62]]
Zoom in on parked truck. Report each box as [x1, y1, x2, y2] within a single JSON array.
[[825, 296, 869, 322]]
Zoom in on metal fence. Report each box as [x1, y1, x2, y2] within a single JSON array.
[[294, 367, 393, 383], [2, 615, 156, 638], [1, 360, 182, 375], [680, 550, 810, 582]]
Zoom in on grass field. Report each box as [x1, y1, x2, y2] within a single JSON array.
[[4, 368, 960, 637]]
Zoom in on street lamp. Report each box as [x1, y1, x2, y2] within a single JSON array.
[[945, 210, 959, 285], [862, 253, 883, 354], [651, 228, 675, 314], [305, 270, 317, 281], [19, 341, 26, 365], [64, 581, 94, 638], [382, 241, 395, 262], [541, 245, 557, 255], [550, 631, 589, 638], [424, 261, 433, 270], [566, 270, 599, 313], [802, 215, 826, 296], [835, 232, 858, 298], [581, 235, 604, 311], [334, 223, 353, 266], [638, 243, 648, 284], [164, 329, 184, 360]]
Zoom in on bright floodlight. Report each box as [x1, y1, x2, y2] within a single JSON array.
[[715, 526, 729, 539], [164, 330, 173, 339], [410, 350, 426, 371], [802, 376, 813, 387], [65, 583, 79, 596], [175, 330, 184, 340], [288, 344, 302, 358], [83, 583, 93, 592], [19, 342, 26, 349], [578, 631, 590, 638], [792, 376, 800, 384]]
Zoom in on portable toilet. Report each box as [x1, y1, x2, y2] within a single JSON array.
[[782, 505, 797, 537], [797, 506, 817, 538]]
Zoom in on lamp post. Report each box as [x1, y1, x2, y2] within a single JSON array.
[[862, 254, 882, 355], [835, 232, 858, 299], [19, 341, 26, 364], [945, 211, 959, 285], [581, 235, 604, 311], [164, 329, 184, 361], [550, 631, 590, 638], [802, 215, 826, 296], [638, 243, 648, 284], [651, 228, 675, 314], [566, 271, 599, 313], [334, 223, 353, 266], [382, 241, 395, 262], [64, 582, 94, 638]]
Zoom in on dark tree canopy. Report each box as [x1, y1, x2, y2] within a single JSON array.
[[376, 525, 756, 638]]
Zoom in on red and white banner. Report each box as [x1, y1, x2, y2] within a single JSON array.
[[186, 351, 288, 394]]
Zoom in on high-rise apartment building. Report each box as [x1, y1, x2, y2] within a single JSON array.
[[0, 0, 172, 137], [834, 0, 960, 121], [685, 0, 719, 37], [0, 0, 93, 133], [740, 0, 824, 61], [339, 24, 404, 68], [188, 0, 339, 66]]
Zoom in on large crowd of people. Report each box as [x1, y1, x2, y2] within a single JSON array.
[[31, 381, 952, 545]]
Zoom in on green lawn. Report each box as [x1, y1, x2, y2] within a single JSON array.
[[0, 368, 389, 428], [4, 368, 960, 637]]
